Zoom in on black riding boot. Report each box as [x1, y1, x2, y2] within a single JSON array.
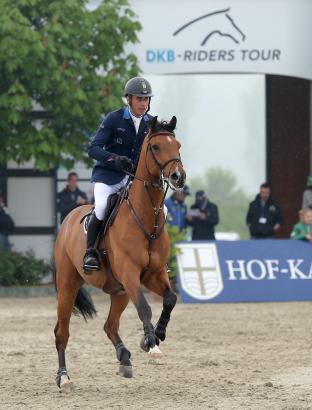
[[83, 212, 102, 272]]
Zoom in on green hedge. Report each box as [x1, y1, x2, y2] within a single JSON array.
[[0, 249, 51, 286], [167, 224, 186, 280]]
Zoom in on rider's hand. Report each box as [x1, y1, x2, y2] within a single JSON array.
[[113, 155, 134, 172], [113, 155, 133, 172]]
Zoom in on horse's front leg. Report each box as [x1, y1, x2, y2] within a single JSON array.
[[142, 268, 177, 343], [104, 293, 133, 378], [120, 264, 158, 353]]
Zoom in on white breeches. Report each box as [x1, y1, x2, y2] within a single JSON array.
[[94, 176, 129, 220], [94, 176, 168, 220]]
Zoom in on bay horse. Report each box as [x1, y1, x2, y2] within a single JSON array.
[[54, 115, 186, 390]]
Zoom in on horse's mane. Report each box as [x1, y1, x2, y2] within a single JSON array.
[[150, 116, 177, 135]]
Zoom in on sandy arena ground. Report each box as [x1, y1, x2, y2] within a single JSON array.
[[1, 293, 312, 410]]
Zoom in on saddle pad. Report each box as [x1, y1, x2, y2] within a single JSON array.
[[82, 190, 124, 235]]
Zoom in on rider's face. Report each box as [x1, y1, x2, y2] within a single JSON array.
[[128, 96, 149, 117]]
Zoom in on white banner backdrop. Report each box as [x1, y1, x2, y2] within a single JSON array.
[[129, 0, 312, 79]]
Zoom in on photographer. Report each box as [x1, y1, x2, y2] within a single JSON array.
[[186, 190, 219, 240]]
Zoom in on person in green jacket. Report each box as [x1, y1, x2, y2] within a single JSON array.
[[291, 208, 312, 242]]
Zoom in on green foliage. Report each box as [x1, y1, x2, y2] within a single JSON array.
[[190, 167, 252, 239], [0, 249, 50, 286], [167, 224, 186, 280], [0, 0, 141, 170]]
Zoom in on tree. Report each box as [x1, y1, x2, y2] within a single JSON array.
[[0, 0, 141, 170], [190, 167, 252, 239]]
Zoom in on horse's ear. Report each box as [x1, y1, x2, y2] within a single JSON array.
[[169, 116, 177, 132], [150, 116, 158, 131]]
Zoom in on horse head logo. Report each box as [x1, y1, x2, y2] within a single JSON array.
[[173, 8, 246, 46]]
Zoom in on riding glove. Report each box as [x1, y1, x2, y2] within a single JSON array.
[[112, 155, 134, 172]]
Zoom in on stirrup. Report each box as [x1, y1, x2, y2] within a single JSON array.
[[83, 248, 100, 272]]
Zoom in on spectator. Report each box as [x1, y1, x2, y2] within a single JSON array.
[[57, 172, 88, 223], [186, 190, 219, 240], [165, 185, 190, 231], [291, 208, 312, 242], [302, 174, 312, 209], [246, 182, 282, 239], [0, 192, 15, 250]]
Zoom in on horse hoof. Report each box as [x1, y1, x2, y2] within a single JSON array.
[[59, 375, 73, 393], [118, 364, 133, 378], [140, 336, 149, 352]]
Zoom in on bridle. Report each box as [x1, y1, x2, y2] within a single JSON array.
[[125, 130, 184, 267], [145, 131, 182, 190], [125, 131, 182, 189]]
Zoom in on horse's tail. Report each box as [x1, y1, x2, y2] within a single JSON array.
[[73, 287, 97, 322]]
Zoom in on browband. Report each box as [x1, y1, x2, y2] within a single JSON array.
[[147, 131, 175, 141]]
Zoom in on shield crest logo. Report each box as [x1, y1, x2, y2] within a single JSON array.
[[176, 243, 223, 300]]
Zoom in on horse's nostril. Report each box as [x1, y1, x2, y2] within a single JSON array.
[[177, 174, 186, 188], [171, 172, 179, 181]]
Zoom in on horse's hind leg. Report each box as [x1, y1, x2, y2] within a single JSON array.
[[54, 261, 81, 391], [143, 269, 177, 343], [104, 293, 132, 378]]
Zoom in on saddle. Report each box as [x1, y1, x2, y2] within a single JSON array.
[[80, 185, 129, 295]]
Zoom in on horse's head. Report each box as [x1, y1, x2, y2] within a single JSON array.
[[144, 116, 186, 190], [173, 8, 246, 46]]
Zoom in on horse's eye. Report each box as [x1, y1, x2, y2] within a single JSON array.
[[152, 144, 160, 152]]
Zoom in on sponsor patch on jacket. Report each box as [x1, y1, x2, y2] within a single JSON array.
[[115, 137, 123, 144], [117, 128, 126, 132]]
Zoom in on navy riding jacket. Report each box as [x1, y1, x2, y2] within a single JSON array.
[[88, 107, 152, 185]]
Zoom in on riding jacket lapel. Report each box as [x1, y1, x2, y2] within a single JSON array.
[[138, 113, 150, 139], [123, 107, 136, 136]]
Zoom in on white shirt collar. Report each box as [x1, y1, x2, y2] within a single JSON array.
[[129, 108, 143, 134]]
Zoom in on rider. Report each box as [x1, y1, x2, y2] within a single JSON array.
[[83, 77, 154, 271]]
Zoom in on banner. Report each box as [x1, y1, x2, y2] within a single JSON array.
[[130, 0, 312, 80], [176, 240, 312, 303]]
